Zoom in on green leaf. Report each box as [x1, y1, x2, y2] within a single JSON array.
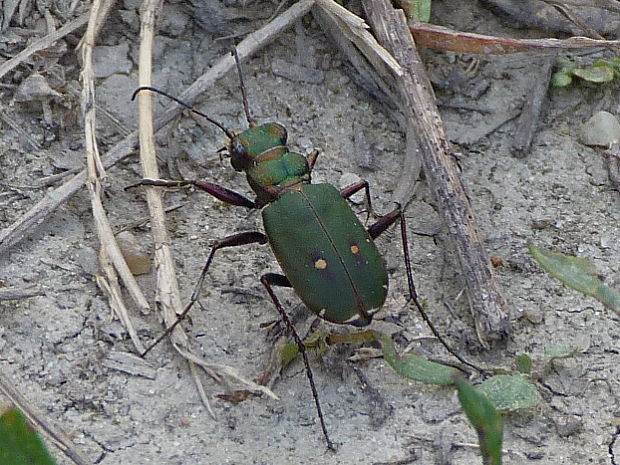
[[478, 374, 541, 411], [609, 57, 620, 76], [543, 345, 581, 362], [572, 64, 615, 83], [0, 407, 57, 465], [399, 0, 431, 21], [373, 331, 457, 385], [550, 71, 573, 87], [454, 377, 503, 465], [280, 332, 327, 368], [529, 244, 620, 312], [280, 342, 300, 368], [515, 353, 532, 374]]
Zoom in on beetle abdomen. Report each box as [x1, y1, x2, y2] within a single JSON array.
[[262, 184, 388, 326]]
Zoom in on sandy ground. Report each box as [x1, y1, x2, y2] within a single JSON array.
[[2, 1, 620, 464]]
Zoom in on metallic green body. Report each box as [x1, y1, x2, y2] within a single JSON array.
[[230, 122, 388, 325], [262, 184, 388, 326]]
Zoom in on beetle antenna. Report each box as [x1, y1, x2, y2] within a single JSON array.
[[231, 48, 257, 128], [132, 86, 236, 139]]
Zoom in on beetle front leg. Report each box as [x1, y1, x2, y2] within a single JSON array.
[[368, 207, 482, 372], [142, 231, 268, 356], [260, 273, 335, 451], [132, 178, 258, 209]]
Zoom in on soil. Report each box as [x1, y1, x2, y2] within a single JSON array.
[[1, 0, 620, 464]]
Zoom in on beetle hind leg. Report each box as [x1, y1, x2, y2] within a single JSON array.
[[260, 273, 335, 451], [369, 207, 482, 372]]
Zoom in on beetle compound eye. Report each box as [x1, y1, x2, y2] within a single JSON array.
[[230, 137, 249, 171]]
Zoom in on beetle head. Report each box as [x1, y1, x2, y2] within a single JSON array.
[[229, 122, 288, 171]]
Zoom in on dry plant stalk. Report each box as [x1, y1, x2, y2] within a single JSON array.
[[0, 11, 89, 80], [313, 0, 421, 205], [361, 0, 510, 346], [135, 0, 220, 416], [135, 0, 284, 412], [410, 21, 620, 54], [315, 0, 402, 76], [79, 0, 148, 355]]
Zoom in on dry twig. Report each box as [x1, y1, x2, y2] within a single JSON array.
[[410, 21, 620, 55], [79, 0, 148, 354], [510, 55, 556, 157], [313, 0, 420, 205], [0, 286, 46, 300], [362, 0, 510, 346], [135, 0, 218, 416], [0, 11, 89, 80]]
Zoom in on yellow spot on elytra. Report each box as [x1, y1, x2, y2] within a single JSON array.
[[350, 245, 360, 254], [314, 258, 328, 269]]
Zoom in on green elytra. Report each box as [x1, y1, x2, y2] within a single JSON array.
[[229, 122, 389, 326]]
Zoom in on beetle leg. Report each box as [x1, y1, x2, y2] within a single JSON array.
[[142, 231, 268, 357], [339, 180, 375, 221], [132, 178, 258, 209], [369, 208, 483, 373], [366, 206, 400, 239], [261, 273, 335, 451], [260, 272, 291, 287], [192, 181, 258, 208]]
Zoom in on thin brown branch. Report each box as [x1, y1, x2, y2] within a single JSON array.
[[410, 22, 620, 54]]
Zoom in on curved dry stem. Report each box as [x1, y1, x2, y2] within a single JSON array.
[[81, 0, 149, 355]]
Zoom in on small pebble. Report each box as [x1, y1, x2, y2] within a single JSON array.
[[117, 231, 151, 275], [579, 111, 620, 146], [13, 73, 60, 102]]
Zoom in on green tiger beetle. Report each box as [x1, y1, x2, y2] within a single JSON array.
[[132, 50, 473, 450]]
